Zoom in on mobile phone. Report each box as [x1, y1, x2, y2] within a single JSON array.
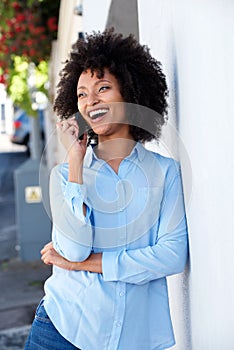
[[74, 112, 88, 140]]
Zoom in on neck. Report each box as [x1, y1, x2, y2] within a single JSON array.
[[95, 126, 135, 162], [95, 138, 136, 162]]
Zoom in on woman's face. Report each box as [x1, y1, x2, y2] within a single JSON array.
[[77, 68, 130, 139]]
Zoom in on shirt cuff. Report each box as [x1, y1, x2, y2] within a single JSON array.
[[102, 251, 119, 282], [64, 182, 90, 222], [64, 181, 87, 200]]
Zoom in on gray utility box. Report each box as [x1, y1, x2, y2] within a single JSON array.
[[14, 158, 51, 261]]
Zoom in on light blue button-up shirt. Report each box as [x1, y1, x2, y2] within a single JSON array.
[[44, 142, 188, 350]]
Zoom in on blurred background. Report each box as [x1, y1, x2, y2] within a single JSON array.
[[0, 0, 234, 349]]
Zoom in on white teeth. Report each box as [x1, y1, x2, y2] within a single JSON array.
[[89, 109, 109, 118]]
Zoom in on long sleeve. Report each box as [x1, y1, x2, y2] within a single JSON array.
[[50, 164, 93, 261], [102, 166, 188, 285]]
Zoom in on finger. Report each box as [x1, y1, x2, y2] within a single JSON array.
[[61, 122, 79, 138], [56, 120, 62, 128], [68, 116, 76, 120], [41, 255, 53, 265], [68, 125, 78, 136], [40, 241, 53, 254], [41, 250, 64, 267], [41, 250, 54, 265], [41, 256, 53, 265], [61, 120, 70, 132], [67, 117, 77, 125], [79, 132, 88, 147], [57, 120, 71, 133], [82, 132, 88, 143], [63, 118, 77, 128], [67, 120, 79, 137]]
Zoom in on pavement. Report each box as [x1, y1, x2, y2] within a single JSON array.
[[0, 133, 52, 349], [0, 258, 51, 349]]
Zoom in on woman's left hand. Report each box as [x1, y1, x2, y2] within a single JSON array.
[[41, 242, 103, 273], [40, 242, 74, 270]]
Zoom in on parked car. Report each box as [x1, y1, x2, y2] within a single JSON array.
[[10, 109, 45, 155]]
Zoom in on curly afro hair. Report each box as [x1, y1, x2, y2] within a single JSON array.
[[54, 28, 168, 143]]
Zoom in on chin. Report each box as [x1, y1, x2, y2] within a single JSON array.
[[92, 126, 112, 136]]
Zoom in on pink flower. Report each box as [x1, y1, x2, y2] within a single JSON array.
[[0, 75, 6, 84], [47, 17, 58, 32], [26, 39, 34, 46], [12, 2, 21, 11], [15, 13, 26, 22]]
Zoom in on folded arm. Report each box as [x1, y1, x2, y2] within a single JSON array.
[[41, 241, 102, 273], [44, 166, 188, 284], [50, 164, 93, 262]]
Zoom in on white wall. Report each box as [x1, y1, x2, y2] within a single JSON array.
[[83, 0, 112, 33], [56, 0, 82, 65], [138, 0, 234, 349], [46, 0, 83, 167]]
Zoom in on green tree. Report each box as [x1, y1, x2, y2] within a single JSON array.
[[0, 0, 60, 113]]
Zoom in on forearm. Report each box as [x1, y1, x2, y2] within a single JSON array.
[[41, 242, 102, 273], [68, 158, 83, 184], [50, 165, 92, 248], [102, 233, 188, 285], [71, 253, 103, 273]]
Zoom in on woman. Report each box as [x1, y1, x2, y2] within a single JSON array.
[[25, 29, 188, 350]]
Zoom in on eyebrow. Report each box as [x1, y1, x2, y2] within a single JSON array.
[[77, 79, 112, 90]]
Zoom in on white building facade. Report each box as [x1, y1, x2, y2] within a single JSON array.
[[138, 1, 234, 349]]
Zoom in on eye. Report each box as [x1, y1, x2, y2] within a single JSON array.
[[78, 91, 86, 99], [99, 85, 110, 93]]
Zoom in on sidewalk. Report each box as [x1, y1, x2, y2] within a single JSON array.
[[0, 258, 51, 349], [0, 135, 51, 349]]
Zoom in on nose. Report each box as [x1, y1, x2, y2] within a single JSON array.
[[87, 91, 99, 106]]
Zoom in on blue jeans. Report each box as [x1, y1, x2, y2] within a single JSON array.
[[24, 300, 81, 350]]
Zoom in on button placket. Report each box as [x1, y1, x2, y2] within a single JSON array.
[[108, 282, 126, 349], [116, 181, 127, 247]]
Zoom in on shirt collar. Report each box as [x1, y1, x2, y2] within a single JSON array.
[[84, 141, 146, 168], [132, 142, 146, 162], [85, 145, 95, 167]]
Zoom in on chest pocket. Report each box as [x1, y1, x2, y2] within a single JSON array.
[[91, 184, 164, 249], [125, 186, 164, 244]]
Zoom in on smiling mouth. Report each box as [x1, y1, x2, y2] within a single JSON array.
[[88, 108, 109, 120]]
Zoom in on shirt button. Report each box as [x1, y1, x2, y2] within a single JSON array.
[[116, 321, 122, 327], [119, 291, 125, 297]]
